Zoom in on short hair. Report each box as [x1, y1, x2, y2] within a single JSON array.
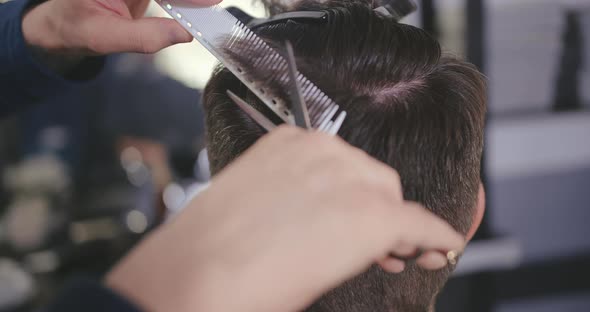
[[203, 1, 487, 311]]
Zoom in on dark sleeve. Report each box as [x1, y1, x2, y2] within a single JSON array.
[[44, 279, 144, 312], [0, 0, 104, 119]]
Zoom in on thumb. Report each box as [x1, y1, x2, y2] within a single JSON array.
[[95, 17, 193, 54]]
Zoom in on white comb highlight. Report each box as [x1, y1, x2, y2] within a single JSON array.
[[156, 1, 345, 130]]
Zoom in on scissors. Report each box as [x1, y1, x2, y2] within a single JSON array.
[[227, 41, 345, 135]]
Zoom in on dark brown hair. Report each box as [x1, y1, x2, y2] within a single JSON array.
[[203, 1, 486, 310]]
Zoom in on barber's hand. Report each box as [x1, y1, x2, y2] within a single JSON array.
[[22, 0, 220, 55], [105, 126, 464, 312]]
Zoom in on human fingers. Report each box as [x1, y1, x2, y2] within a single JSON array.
[[380, 250, 449, 273], [339, 145, 404, 203], [415, 251, 450, 270], [259, 125, 305, 145], [89, 16, 193, 54], [233, 125, 304, 167], [377, 257, 406, 274], [389, 202, 464, 257]]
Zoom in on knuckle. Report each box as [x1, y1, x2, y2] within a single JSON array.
[[263, 125, 301, 145], [358, 168, 397, 197], [389, 169, 401, 183], [365, 199, 399, 239], [291, 132, 336, 158], [275, 125, 300, 137], [138, 37, 156, 54], [133, 31, 159, 54], [305, 131, 333, 145], [380, 169, 403, 199]]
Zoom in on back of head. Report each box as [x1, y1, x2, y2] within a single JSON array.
[[203, 1, 487, 311]]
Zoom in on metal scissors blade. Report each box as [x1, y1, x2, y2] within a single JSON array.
[[285, 41, 312, 129], [227, 90, 277, 132]]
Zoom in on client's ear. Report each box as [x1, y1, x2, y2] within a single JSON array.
[[466, 183, 485, 242]]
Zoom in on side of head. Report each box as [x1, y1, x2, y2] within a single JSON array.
[[203, 1, 486, 311]]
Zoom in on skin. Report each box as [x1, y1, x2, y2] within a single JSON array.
[[106, 126, 465, 312]]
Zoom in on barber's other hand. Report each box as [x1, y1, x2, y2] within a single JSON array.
[[22, 0, 220, 55], [106, 126, 464, 312]]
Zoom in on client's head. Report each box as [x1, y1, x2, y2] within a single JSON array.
[[202, 1, 487, 311]]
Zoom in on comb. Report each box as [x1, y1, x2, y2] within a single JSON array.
[[156, 1, 345, 130]]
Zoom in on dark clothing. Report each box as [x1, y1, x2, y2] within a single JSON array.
[[43, 279, 142, 312]]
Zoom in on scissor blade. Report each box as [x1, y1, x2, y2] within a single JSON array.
[[227, 90, 277, 132], [285, 41, 312, 129]]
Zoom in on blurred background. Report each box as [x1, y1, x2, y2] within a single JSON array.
[[0, 0, 589, 311]]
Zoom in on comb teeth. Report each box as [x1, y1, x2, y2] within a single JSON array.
[[156, 1, 344, 130]]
